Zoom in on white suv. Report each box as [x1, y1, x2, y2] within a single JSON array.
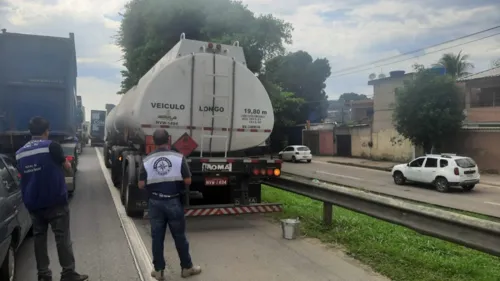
[[391, 154, 480, 192]]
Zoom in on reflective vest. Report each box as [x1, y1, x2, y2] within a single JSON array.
[[143, 149, 184, 199], [16, 139, 67, 211]]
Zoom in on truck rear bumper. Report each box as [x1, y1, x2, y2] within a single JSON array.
[[144, 203, 282, 218]]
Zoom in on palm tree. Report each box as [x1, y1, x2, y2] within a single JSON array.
[[434, 51, 474, 78]]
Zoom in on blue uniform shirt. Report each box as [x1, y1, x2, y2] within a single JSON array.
[[16, 139, 68, 211]]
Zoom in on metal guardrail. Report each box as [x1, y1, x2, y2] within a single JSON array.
[[263, 174, 500, 257]]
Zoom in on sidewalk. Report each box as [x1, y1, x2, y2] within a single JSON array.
[[318, 156, 500, 187]]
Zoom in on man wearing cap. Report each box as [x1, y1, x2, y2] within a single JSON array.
[[138, 129, 201, 280]]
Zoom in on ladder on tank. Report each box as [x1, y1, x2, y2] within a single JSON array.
[[199, 58, 233, 158]]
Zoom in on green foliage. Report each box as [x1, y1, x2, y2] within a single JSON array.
[[338, 92, 369, 102], [116, 0, 293, 94], [434, 51, 474, 79], [260, 78, 305, 126], [392, 67, 465, 152], [261, 51, 331, 122]]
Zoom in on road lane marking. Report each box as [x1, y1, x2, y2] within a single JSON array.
[[315, 170, 363, 181], [484, 201, 500, 206], [95, 148, 153, 281]]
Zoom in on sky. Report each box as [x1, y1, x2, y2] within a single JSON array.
[[1, 0, 500, 121]]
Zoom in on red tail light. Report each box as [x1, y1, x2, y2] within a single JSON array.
[[252, 168, 259, 176], [17, 173, 21, 179], [454, 167, 459, 175], [267, 169, 273, 176], [66, 156, 74, 162]]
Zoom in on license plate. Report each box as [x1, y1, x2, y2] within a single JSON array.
[[205, 177, 228, 186], [467, 174, 473, 177]]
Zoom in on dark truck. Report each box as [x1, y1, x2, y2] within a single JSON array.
[[0, 29, 78, 154], [89, 110, 106, 147]]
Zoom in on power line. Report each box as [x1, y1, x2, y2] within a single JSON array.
[[329, 24, 500, 75], [330, 31, 500, 78]]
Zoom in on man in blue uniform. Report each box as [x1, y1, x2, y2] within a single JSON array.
[[16, 117, 88, 281], [138, 129, 201, 280]]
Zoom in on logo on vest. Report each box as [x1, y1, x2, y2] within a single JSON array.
[[153, 157, 172, 176]]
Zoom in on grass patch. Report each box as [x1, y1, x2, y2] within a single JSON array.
[[262, 185, 500, 281]]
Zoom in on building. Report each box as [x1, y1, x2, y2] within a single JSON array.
[[451, 67, 500, 172], [348, 99, 374, 123], [341, 70, 416, 161]]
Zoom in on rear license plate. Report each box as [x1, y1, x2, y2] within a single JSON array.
[[467, 174, 473, 177], [205, 177, 228, 186]]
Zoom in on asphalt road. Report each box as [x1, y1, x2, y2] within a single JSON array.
[[282, 159, 500, 218], [13, 147, 390, 281]]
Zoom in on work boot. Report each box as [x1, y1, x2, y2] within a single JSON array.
[[60, 272, 89, 281], [151, 269, 166, 280], [38, 276, 52, 281], [181, 265, 202, 278]]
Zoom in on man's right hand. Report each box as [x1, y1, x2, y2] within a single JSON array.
[[63, 160, 73, 174]]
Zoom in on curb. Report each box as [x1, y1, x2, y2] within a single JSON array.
[[325, 161, 500, 187], [326, 161, 393, 172]]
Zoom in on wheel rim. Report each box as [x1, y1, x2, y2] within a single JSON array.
[[436, 179, 446, 191], [395, 174, 403, 184], [8, 247, 14, 281]]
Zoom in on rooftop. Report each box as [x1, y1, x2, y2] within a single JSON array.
[[368, 72, 414, 86], [458, 67, 500, 82]]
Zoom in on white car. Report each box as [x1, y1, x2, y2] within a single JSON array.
[[391, 154, 480, 192], [278, 145, 312, 163]]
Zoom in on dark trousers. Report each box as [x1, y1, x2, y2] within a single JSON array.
[[30, 204, 76, 278], [149, 198, 193, 271]]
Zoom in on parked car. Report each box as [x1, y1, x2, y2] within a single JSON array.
[[61, 143, 78, 195], [391, 154, 480, 192], [278, 145, 312, 163], [0, 154, 33, 281]]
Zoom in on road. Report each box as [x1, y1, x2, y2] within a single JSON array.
[[282, 159, 500, 218], [16, 147, 388, 281]]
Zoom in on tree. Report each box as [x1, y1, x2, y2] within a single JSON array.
[[261, 51, 331, 123], [116, 0, 293, 93], [338, 92, 369, 102], [434, 51, 474, 78], [260, 78, 304, 127], [392, 67, 465, 153]]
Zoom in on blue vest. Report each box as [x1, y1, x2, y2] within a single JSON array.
[[16, 139, 67, 211], [142, 149, 184, 199]]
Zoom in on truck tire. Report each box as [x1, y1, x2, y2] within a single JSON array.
[[123, 153, 144, 217], [103, 142, 112, 168]]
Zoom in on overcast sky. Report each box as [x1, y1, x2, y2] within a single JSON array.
[[1, 0, 499, 121]]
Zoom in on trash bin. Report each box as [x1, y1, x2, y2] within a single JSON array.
[[281, 218, 300, 240]]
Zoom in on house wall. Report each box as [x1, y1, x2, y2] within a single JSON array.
[[319, 130, 335, 155], [350, 126, 371, 158], [349, 126, 414, 161], [368, 74, 415, 161], [448, 130, 500, 173]]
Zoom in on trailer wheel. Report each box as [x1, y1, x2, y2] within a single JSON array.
[[123, 154, 144, 217], [103, 142, 112, 168]]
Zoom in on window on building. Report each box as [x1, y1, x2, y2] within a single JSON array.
[[470, 87, 500, 107]]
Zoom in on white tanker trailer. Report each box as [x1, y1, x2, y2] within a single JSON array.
[[104, 33, 283, 217]]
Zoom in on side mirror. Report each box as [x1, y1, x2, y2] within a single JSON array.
[[407, 163, 410, 167]]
